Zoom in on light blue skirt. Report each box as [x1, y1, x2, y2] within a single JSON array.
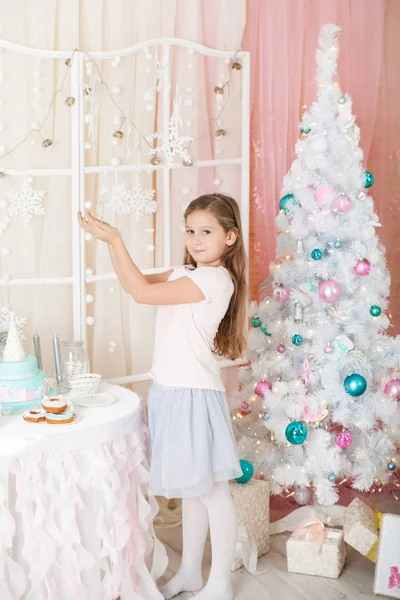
[[147, 382, 242, 498]]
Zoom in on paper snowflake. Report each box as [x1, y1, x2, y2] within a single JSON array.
[[149, 96, 193, 164], [98, 176, 156, 223], [0, 306, 27, 346], [6, 181, 45, 224]]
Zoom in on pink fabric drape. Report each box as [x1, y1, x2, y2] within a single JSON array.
[[244, 0, 400, 333]]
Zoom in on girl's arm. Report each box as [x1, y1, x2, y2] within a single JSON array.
[[78, 212, 204, 306]]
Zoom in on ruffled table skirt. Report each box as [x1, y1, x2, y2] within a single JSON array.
[[0, 384, 167, 600]]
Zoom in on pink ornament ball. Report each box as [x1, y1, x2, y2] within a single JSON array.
[[277, 344, 286, 354], [314, 184, 335, 206], [274, 285, 290, 302], [384, 379, 400, 400], [335, 430, 353, 449], [354, 259, 371, 276], [324, 345, 334, 354], [255, 381, 272, 398], [333, 194, 352, 212], [241, 401, 249, 410], [318, 280, 341, 304]]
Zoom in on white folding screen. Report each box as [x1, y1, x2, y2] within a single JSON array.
[[0, 38, 250, 384]]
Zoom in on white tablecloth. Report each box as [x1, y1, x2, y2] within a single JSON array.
[[0, 384, 167, 600]]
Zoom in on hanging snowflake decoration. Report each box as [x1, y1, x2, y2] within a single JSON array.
[[98, 175, 156, 223], [149, 96, 193, 164], [6, 180, 45, 224], [0, 306, 27, 346]]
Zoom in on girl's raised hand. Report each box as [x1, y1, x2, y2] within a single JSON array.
[[77, 211, 120, 245]]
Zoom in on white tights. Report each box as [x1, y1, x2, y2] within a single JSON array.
[[159, 481, 237, 600]]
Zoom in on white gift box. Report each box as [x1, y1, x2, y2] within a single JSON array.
[[343, 497, 378, 562], [374, 514, 400, 598], [287, 527, 346, 578], [230, 479, 270, 572]]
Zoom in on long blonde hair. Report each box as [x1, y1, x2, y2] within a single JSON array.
[[183, 193, 247, 360]]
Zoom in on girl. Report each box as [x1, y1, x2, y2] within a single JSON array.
[[78, 193, 247, 600]]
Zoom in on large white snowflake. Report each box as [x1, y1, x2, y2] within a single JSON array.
[[149, 96, 193, 164], [0, 306, 27, 346], [98, 176, 156, 223], [6, 180, 46, 224]]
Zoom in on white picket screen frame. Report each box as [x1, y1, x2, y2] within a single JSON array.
[[0, 38, 250, 384]]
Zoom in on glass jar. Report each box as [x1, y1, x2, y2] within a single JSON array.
[[62, 341, 90, 385]]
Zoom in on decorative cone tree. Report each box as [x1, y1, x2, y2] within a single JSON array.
[[233, 24, 400, 506]]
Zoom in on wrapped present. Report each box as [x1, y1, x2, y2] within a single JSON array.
[[374, 514, 400, 598], [230, 479, 270, 572], [343, 497, 379, 562], [286, 515, 346, 578]]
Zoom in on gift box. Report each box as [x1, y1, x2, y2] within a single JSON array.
[[343, 497, 379, 562], [374, 514, 400, 598], [230, 479, 270, 572], [286, 524, 346, 578]]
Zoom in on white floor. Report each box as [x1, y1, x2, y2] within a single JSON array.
[[157, 526, 379, 600]]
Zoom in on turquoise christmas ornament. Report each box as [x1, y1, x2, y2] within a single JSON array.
[[370, 305, 381, 317], [333, 239, 342, 249], [387, 461, 397, 472], [235, 459, 255, 483], [364, 171, 375, 188], [344, 374, 367, 397], [285, 421, 308, 445], [262, 413, 270, 421], [251, 316, 261, 328], [292, 334, 303, 346], [260, 322, 272, 336], [328, 473, 337, 483], [311, 248, 323, 261], [279, 193, 298, 214], [300, 127, 311, 135]]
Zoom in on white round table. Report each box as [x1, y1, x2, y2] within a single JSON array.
[[0, 384, 166, 600]]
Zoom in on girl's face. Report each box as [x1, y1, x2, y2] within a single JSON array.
[[185, 209, 237, 267]]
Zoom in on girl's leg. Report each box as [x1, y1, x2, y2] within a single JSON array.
[[159, 496, 208, 599], [191, 481, 237, 600]]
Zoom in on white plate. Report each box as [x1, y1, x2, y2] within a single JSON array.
[[71, 393, 114, 407]]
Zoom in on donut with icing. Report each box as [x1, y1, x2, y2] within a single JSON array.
[[45, 407, 75, 425], [23, 409, 46, 423], [42, 395, 67, 414]]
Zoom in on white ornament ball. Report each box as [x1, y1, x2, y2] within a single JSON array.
[[145, 52, 153, 61], [84, 142, 92, 150], [26, 176, 34, 184], [86, 268, 93, 277], [187, 62, 194, 69], [109, 341, 117, 348], [109, 287, 115, 293], [111, 86, 121, 95], [294, 487, 312, 506], [85, 233, 92, 241], [86, 316, 95, 326], [1, 247, 11, 256], [114, 56, 121, 65], [86, 294, 94, 304], [84, 201, 92, 210], [213, 178, 222, 186], [147, 244, 155, 252], [113, 115, 121, 125], [111, 158, 120, 166], [310, 136, 328, 152]]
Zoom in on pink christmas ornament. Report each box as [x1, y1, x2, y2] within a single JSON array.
[[335, 430, 353, 449], [274, 285, 290, 302], [324, 345, 334, 354], [354, 259, 371, 276], [241, 401, 249, 410], [384, 379, 400, 400], [314, 184, 335, 206], [333, 194, 352, 212], [277, 344, 286, 354], [318, 280, 341, 304], [255, 380, 272, 398]]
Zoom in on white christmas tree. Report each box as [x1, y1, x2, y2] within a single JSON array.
[[233, 25, 400, 506], [3, 312, 25, 362]]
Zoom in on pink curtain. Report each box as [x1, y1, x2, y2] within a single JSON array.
[[243, 0, 400, 333]]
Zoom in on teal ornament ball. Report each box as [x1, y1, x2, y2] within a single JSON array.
[[370, 305, 381, 317], [364, 171, 375, 188], [387, 461, 397, 471], [311, 248, 323, 261], [279, 193, 297, 214], [344, 373, 367, 397], [337, 95, 347, 105], [235, 459, 254, 483], [262, 413, 270, 421], [260, 322, 272, 336], [251, 316, 261, 328], [328, 473, 337, 483], [285, 421, 308, 445], [300, 127, 311, 135], [292, 334, 303, 346], [333, 239, 342, 249]]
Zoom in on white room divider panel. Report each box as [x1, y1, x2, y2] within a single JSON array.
[[0, 38, 250, 384]]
